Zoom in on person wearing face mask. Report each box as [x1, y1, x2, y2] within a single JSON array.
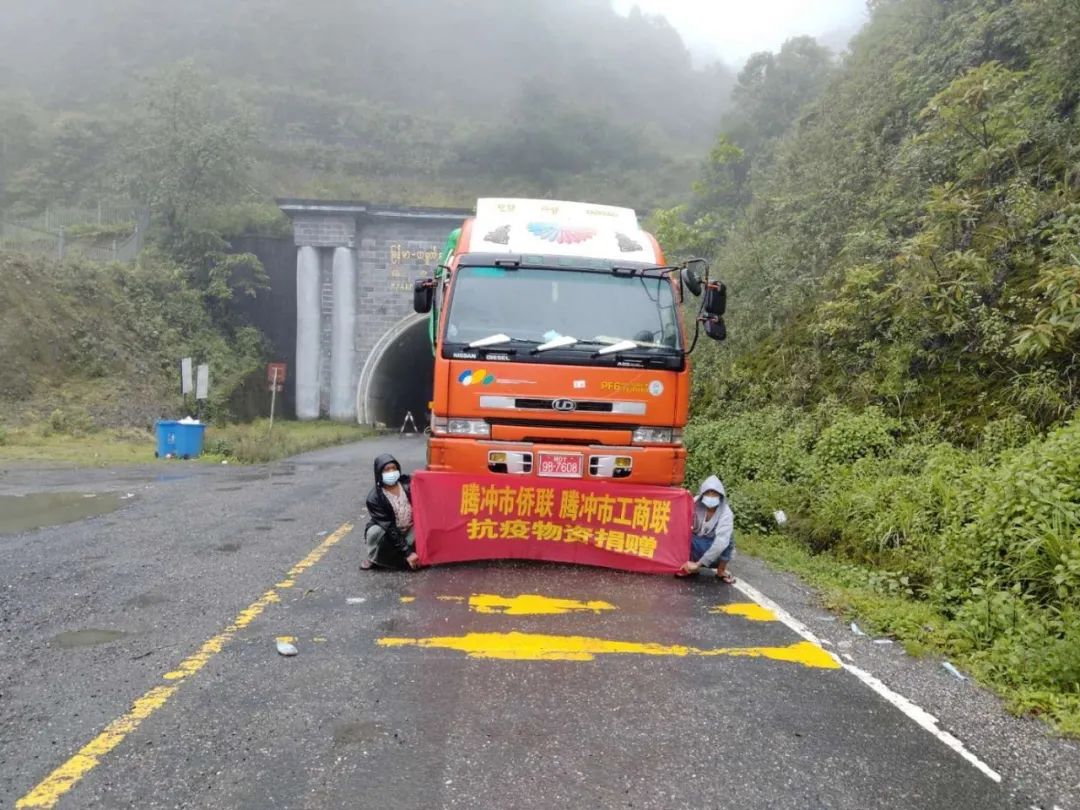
[[361, 453, 421, 571], [678, 474, 736, 582]]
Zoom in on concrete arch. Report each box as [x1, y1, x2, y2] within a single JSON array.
[[356, 313, 433, 428]]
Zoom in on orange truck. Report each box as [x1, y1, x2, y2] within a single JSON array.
[[413, 198, 726, 489]]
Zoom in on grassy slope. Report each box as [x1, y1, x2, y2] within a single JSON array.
[[0, 421, 374, 467]]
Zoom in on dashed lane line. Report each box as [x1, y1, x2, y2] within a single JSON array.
[[16, 522, 355, 809]]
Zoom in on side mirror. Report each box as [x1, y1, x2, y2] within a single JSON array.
[[413, 279, 434, 314], [704, 316, 726, 341], [681, 261, 704, 297], [703, 281, 726, 316]]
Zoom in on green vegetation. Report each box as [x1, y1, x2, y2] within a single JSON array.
[[200, 420, 374, 464], [0, 420, 373, 467], [0, 66, 273, 433], [0, 1, 740, 440], [0, 250, 264, 427], [668, 0, 1080, 732], [687, 409, 1080, 733], [0, 0, 736, 213]]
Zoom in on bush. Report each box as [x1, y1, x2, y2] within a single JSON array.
[[967, 419, 1080, 606], [200, 420, 371, 464], [812, 407, 898, 467], [685, 405, 813, 488], [687, 406, 1080, 730], [44, 407, 96, 437]]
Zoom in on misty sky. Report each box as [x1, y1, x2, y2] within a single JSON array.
[[612, 0, 869, 65]]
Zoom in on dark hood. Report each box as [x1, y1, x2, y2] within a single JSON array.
[[373, 453, 400, 485]]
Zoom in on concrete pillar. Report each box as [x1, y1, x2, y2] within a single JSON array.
[[295, 245, 321, 420], [330, 246, 358, 421]]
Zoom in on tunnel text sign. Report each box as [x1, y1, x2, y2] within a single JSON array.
[[412, 472, 692, 574]]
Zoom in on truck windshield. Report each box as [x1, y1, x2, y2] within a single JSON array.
[[444, 266, 682, 351]]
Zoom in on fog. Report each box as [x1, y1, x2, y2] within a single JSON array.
[[0, 0, 870, 213], [612, 0, 869, 65]]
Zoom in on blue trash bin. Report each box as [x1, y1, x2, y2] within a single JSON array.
[[155, 420, 206, 459]]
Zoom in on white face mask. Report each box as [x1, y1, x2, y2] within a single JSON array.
[[382, 470, 401, 486], [702, 495, 721, 509]]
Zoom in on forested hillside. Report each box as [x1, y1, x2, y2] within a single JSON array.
[[0, 0, 740, 428], [0, 0, 734, 212], [661, 0, 1080, 731]]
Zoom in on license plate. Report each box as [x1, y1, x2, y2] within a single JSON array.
[[537, 452, 584, 478]]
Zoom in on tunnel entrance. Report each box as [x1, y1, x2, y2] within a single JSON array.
[[358, 315, 433, 429]]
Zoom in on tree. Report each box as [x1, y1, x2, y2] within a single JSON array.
[[666, 37, 836, 258], [726, 37, 835, 157], [0, 93, 43, 212], [7, 113, 115, 211], [121, 62, 256, 238], [120, 62, 266, 315]]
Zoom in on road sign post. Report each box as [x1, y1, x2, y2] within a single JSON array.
[[269, 368, 279, 433], [195, 363, 209, 421], [180, 357, 193, 415], [267, 363, 287, 434]]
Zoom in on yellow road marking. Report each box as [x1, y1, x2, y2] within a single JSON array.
[[377, 632, 839, 668], [399, 596, 416, 603], [467, 593, 616, 615], [16, 522, 354, 809], [275, 635, 297, 644], [709, 603, 778, 622]]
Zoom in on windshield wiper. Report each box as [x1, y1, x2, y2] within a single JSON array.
[[469, 333, 513, 348], [533, 335, 579, 353], [595, 339, 638, 356], [463, 334, 543, 351], [573, 336, 679, 357]]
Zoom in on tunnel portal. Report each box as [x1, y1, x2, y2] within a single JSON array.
[[361, 316, 433, 430], [278, 199, 471, 422]]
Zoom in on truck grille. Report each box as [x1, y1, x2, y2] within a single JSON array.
[[513, 398, 613, 412], [488, 417, 631, 431]]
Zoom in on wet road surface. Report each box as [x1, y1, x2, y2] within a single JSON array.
[[0, 437, 1073, 809]]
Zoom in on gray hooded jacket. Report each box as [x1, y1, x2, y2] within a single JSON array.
[[691, 475, 734, 566]]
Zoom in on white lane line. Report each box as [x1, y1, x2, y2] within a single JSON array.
[[733, 577, 1002, 784]]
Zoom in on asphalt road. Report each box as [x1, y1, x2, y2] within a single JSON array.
[[1, 437, 1077, 809]]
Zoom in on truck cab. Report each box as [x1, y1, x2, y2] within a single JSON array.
[[415, 199, 723, 488]]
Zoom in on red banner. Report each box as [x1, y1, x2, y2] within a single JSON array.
[[412, 471, 693, 574]]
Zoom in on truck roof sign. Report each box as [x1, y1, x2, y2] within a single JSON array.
[[470, 198, 658, 264], [476, 198, 639, 229]]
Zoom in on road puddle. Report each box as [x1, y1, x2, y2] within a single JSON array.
[[124, 591, 167, 608], [53, 629, 128, 648], [0, 492, 123, 533]]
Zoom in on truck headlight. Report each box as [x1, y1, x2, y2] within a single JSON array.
[[632, 427, 682, 445], [435, 417, 490, 437]]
